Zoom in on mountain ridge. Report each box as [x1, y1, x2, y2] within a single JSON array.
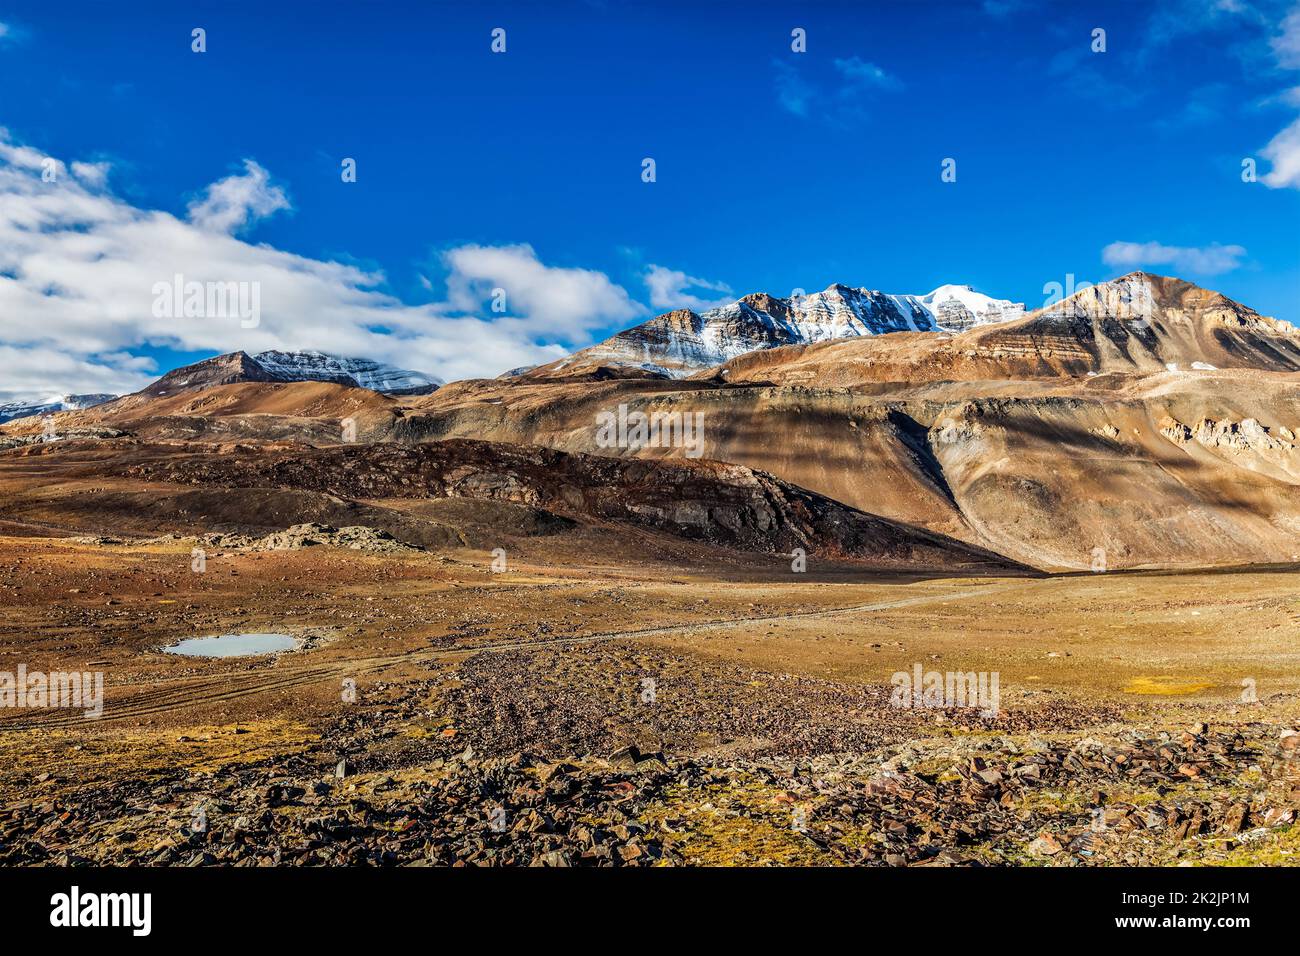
[[138, 349, 440, 399], [527, 281, 1027, 379], [0, 393, 118, 425], [708, 272, 1300, 385], [10, 273, 1300, 572]]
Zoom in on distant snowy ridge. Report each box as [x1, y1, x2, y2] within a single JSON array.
[[555, 282, 1025, 377], [250, 350, 441, 395], [0, 393, 117, 425], [129, 350, 442, 399]]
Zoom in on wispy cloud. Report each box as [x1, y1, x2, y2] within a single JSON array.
[[1114, 1, 1300, 189], [1275, 6, 1300, 65], [70, 160, 110, 189], [186, 159, 290, 234], [1156, 82, 1231, 129], [1145, 0, 1272, 48], [1261, 3, 1300, 188], [773, 60, 812, 117], [833, 57, 903, 93], [644, 265, 732, 312], [774, 57, 902, 123], [1061, 0, 1300, 186], [1048, 45, 1145, 107], [1102, 240, 1248, 275], [0, 20, 27, 46], [1261, 114, 1300, 186]]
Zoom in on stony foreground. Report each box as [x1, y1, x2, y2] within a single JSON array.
[[3, 524, 1300, 867], [4, 654, 1298, 866]]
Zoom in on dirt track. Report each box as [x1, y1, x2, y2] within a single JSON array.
[[0, 578, 1030, 730]]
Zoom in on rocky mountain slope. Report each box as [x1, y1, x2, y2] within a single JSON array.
[[140, 350, 438, 399], [112, 438, 1023, 572], [139, 351, 284, 397], [531, 282, 1025, 378], [39, 380, 400, 445], [393, 372, 1300, 570], [252, 350, 440, 394], [710, 273, 1300, 386], [390, 275, 1300, 570]]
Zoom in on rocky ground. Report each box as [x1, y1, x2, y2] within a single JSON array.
[[2, 444, 1299, 867], [2, 629, 1298, 867], [3, 705, 1297, 867], [201, 522, 421, 554]]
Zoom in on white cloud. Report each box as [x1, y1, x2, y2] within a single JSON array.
[[644, 265, 732, 311], [1261, 114, 1300, 187], [71, 160, 110, 188], [1101, 240, 1248, 275], [1144, 0, 1269, 50], [186, 159, 290, 234], [441, 244, 643, 334], [0, 345, 155, 400], [1258, 4, 1300, 188], [0, 132, 642, 401], [1273, 7, 1300, 68]]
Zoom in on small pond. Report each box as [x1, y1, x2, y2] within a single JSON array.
[[163, 633, 298, 658]]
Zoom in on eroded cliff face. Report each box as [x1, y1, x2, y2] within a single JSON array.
[[116, 438, 1021, 572], [384, 373, 1299, 571], [1159, 416, 1300, 482]]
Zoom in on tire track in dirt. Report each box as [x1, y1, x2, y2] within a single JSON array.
[[0, 580, 1028, 729]]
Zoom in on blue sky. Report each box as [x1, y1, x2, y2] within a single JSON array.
[[0, 0, 1297, 398]]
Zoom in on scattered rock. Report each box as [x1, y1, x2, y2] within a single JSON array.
[[1029, 833, 1063, 856]]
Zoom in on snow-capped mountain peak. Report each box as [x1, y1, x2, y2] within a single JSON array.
[[134, 350, 442, 399], [251, 350, 441, 395], [921, 283, 980, 303], [895, 284, 1026, 333], [543, 281, 1025, 378]]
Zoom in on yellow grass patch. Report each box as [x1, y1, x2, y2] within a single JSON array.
[[1123, 676, 1215, 696]]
